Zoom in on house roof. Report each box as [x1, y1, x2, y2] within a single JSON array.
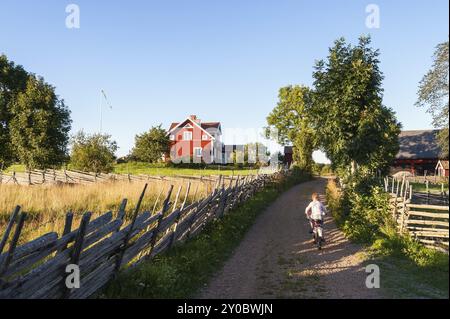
[[168, 121, 221, 132], [396, 130, 442, 160], [168, 117, 221, 139]]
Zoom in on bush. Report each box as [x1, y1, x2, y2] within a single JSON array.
[[69, 131, 117, 173]]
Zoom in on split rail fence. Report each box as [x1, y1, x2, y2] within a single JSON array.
[[386, 177, 449, 251], [0, 171, 286, 299], [0, 169, 247, 186]]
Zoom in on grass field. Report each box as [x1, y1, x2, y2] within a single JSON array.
[[113, 162, 259, 176], [2, 162, 259, 176], [0, 178, 214, 245], [410, 181, 449, 193]]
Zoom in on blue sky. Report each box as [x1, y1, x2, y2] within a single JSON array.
[[1, 0, 448, 162]]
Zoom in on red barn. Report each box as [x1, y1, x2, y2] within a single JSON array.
[[167, 115, 222, 163], [393, 130, 445, 176]]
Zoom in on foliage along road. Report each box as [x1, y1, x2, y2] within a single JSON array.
[[199, 178, 381, 299]]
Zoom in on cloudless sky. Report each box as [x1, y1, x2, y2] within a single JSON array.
[[1, 0, 448, 162]]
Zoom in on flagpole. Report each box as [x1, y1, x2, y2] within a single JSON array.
[[100, 90, 103, 133]]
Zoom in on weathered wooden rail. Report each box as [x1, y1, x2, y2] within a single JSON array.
[[384, 176, 448, 206], [389, 195, 449, 251], [0, 171, 286, 299], [0, 169, 240, 186]]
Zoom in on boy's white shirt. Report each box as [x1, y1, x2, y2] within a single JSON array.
[[305, 200, 326, 220]]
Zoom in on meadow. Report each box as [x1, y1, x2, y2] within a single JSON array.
[[0, 177, 218, 245], [2, 162, 259, 176]]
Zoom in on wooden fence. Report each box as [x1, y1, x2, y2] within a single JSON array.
[[384, 176, 448, 206], [0, 169, 245, 186], [388, 195, 449, 251], [0, 171, 286, 299]]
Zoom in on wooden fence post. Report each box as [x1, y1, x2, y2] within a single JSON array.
[[147, 186, 174, 258], [114, 184, 148, 272], [0, 212, 27, 279], [0, 206, 21, 256], [58, 212, 74, 253], [63, 212, 91, 299]]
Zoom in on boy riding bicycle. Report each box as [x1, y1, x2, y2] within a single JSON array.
[[305, 193, 327, 238]]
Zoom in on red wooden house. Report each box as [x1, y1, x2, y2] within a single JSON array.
[[167, 115, 222, 163]]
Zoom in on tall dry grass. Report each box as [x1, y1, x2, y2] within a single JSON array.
[[0, 178, 216, 244]]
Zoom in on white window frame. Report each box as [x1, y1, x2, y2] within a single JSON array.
[[194, 147, 202, 158], [202, 134, 209, 141], [170, 134, 175, 141], [183, 131, 193, 141]]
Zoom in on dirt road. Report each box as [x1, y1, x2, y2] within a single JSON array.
[[199, 178, 381, 299]]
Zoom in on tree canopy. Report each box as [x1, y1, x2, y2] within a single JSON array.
[[267, 36, 401, 175], [70, 131, 118, 173], [131, 125, 170, 163], [267, 85, 316, 171], [0, 54, 71, 169], [312, 36, 401, 173], [416, 40, 449, 158]]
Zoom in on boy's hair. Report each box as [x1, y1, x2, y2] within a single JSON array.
[[311, 192, 319, 200]]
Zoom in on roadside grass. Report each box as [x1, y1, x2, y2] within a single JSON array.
[[326, 179, 449, 299], [101, 171, 310, 299], [369, 233, 449, 299]]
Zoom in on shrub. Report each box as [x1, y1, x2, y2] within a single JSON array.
[[69, 131, 117, 173]]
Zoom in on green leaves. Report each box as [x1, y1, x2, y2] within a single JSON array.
[[416, 41, 449, 158], [312, 36, 400, 173], [266, 85, 316, 171], [267, 36, 401, 175], [70, 131, 117, 173], [131, 124, 170, 163], [0, 55, 71, 169]]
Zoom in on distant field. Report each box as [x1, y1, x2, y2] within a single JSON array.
[[410, 182, 449, 193], [114, 162, 259, 176], [2, 162, 259, 177]]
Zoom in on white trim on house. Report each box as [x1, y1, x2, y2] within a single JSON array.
[[167, 117, 216, 140], [183, 131, 193, 141], [194, 147, 203, 157]]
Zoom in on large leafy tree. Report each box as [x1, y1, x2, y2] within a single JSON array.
[[416, 41, 449, 158], [70, 131, 118, 173], [10, 75, 71, 169], [131, 125, 170, 163], [267, 85, 316, 170], [312, 36, 401, 173], [1, 55, 72, 169], [0, 55, 28, 167]]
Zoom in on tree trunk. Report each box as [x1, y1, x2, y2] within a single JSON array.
[[350, 160, 357, 175]]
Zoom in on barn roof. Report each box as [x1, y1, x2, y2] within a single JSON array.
[[396, 130, 442, 160]]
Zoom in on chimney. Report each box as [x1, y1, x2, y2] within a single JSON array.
[[189, 115, 200, 123]]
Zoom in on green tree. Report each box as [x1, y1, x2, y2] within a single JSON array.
[[70, 131, 118, 173], [267, 85, 316, 171], [0, 55, 28, 167], [9, 75, 71, 169], [312, 36, 401, 174], [131, 125, 170, 163], [416, 41, 449, 158]]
